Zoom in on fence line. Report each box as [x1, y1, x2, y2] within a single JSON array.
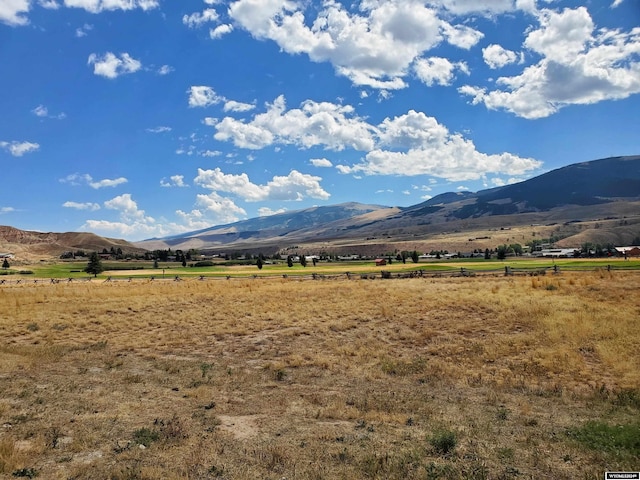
[[1, 263, 639, 286]]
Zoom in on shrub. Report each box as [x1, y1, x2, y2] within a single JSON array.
[[193, 261, 215, 267], [430, 429, 457, 456]]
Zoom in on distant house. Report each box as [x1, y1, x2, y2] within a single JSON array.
[[615, 246, 640, 257], [375, 258, 387, 266], [534, 248, 578, 258]]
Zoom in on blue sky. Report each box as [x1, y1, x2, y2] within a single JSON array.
[[1, 0, 639, 241]]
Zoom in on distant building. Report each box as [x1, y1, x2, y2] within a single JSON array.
[[615, 246, 640, 257], [533, 248, 578, 258], [375, 258, 387, 266]]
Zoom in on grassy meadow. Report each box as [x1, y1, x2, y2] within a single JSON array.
[[0, 271, 639, 479]]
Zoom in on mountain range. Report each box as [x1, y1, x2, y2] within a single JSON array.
[[2, 155, 640, 259], [135, 155, 640, 254]]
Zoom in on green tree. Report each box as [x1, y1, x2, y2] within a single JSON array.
[[484, 248, 491, 260], [287, 256, 294, 268], [2, 258, 9, 270], [411, 250, 419, 263], [496, 245, 508, 260], [84, 252, 104, 277], [300, 255, 307, 267], [256, 257, 264, 270]]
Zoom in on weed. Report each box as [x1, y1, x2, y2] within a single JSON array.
[[200, 362, 213, 379], [496, 406, 509, 421], [26, 323, 39, 332], [132, 428, 159, 448], [566, 421, 640, 454], [430, 429, 458, 456], [11, 468, 38, 478]]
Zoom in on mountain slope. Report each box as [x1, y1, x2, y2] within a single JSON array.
[[141, 155, 640, 253], [0, 226, 146, 260]]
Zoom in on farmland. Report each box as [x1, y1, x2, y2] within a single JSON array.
[[0, 270, 639, 479]]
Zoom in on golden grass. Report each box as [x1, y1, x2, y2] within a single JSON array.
[[0, 273, 639, 478]]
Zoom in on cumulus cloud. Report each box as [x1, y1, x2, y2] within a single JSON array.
[[258, 207, 287, 217], [210, 24, 233, 39], [482, 44, 519, 69], [0, 0, 30, 26], [461, 6, 640, 118], [227, 0, 484, 89], [223, 100, 255, 112], [0, 140, 40, 156], [183, 8, 219, 28], [194, 167, 330, 202], [337, 110, 541, 181], [414, 57, 468, 86], [188, 86, 224, 107], [160, 175, 188, 188], [59, 173, 127, 189], [310, 158, 333, 168], [63, 201, 100, 211], [177, 193, 247, 226], [213, 95, 376, 151], [211, 94, 540, 181], [88, 52, 142, 79], [63, 0, 159, 13]]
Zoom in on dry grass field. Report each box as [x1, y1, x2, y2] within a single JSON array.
[[0, 272, 639, 479]]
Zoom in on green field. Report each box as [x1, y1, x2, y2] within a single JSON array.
[[2, 257, 639, 279]]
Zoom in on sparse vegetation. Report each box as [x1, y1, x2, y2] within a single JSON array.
[[0, 272, 638, 478]]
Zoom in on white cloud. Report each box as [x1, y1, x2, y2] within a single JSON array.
[[88, 52, 142, 79], [212, 94, 541, 181], [146, 126, 171, 133], [3, 0, 157, 26], [75, 23, 92, 37], [157, 65, 173, 75], [183, 8, 219, 28], [0, 0, 30, 26], [160, 175, 188, 188], [63, 201, 100, 211], [223, 100, 255, 112], [414, 57, 468, 86], [194, 167, 330, 202], [310, 158, 333, 168], [441, 23, 484, 50], [482, 44, 518, 69], [104, 193, 150, 222], [338, 110, 542, 181], [39, 0, 59, 9], [32, 104, 66, 119], [63, 0, 159, 13], [200, 149, 222, 157], [0, 140, 40, 157], [213, 95, 376, 151], [258, 207, 287, 217], [210, 24, 233, 39], [89, 177, 128, 189], [227, 0, 484, 89], [611, 0, 624, 7], [461, 6, 640, 118], [59, 173, 127, 189], [188, 192, 247, 223], [188, 86, 224, 107], [1, 207, 17, 214]]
